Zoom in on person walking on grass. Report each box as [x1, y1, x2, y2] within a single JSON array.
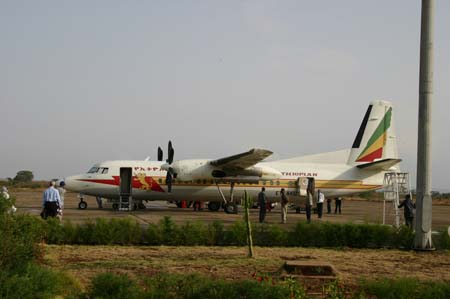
[[280, 188, 289, 224], [258, 187, 267, 223], [42, 181, 61, 219]]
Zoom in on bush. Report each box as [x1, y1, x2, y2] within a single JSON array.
[[179, 221, 208, 246], [0, 263, 79, 299], [360, 277, 450, 299], [253, 224, 289, 247], [91, 218, 142, 245], [206, 220, 225, 245], [225, 221, 247, 246], [89, 272, 142, 299], [47, 217, 143, 245], [38, 216, 445, 250], [142, 272, 306, 299], [392, 226, 415, 249], [434, 230, 450, 250], [0, 214, 46, 271]]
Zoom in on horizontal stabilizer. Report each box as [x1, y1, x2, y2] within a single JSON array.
[[356, 158, 402, 171]]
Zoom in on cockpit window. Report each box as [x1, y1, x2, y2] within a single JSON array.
[[87, 166, 109, 174], [88, 167, 99, 173]]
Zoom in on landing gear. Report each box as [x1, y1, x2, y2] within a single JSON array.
[[78, 200, 87, 210], [224, 203, 238, 214], [215, 180, 239, 214], [207, 201, 222, 212], [78, 193, 87, 210], [138, 202, 146, 209]]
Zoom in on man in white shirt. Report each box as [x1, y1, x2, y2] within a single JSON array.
[[317, 189, 325, 219], [42, 181, 61, 219]]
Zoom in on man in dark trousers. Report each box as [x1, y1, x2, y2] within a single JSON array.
[[258, 187, 267, 223], [326, 197, 332, 214], [305, 178, 314, 223], [398, 194, 416, 228], [316, 189, 324, 218], [41, 181, 61, 219], [335, 197, 342, 214]]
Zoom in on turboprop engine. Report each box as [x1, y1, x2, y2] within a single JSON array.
[[162, 159, 282, 182]]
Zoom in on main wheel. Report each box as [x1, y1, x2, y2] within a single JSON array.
[[138, 202, 146, 209], [112, 203, 119, 210], [78, 201, 87, 210], [224, 203, 238, 214], [207, 201, 221, 212]]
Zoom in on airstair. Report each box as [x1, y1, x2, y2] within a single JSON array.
[[383, 172, 411, 228]]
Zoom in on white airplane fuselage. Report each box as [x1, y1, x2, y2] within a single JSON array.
[[65, 100, 400, 205], [64, 158, 386, 204]]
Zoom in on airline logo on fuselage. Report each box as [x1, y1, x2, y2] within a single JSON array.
[[281, 172, 318, 177]]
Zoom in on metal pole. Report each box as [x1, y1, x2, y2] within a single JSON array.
[[415, 0, 434, 250]]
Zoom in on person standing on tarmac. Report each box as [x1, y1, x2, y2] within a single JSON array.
[[258, 187, 267, 223], [42, 181, 61, 219], [316, 189, 325, 218], [280, 188, 289, 224], [398, 194, 416, 228], [57, 181, 66, 220], [305, 188, 313, 223], [326, 197, 332, 214], [335, 197, 342, 214]]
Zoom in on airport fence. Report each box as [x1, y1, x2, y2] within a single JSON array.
[[41, 216, 450, 250]]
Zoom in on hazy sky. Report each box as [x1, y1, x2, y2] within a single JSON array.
[[1, 1, 449, 190]]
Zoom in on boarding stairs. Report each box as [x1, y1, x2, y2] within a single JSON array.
[[383, 172, 411, 228]]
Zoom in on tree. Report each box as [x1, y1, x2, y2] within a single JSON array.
[[13, 170, 34, 183]]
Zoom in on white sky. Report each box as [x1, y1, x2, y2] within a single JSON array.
[[1, 1, 449, 190]]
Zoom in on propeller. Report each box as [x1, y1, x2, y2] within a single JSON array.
[[157, 147, 163, 162], [160, 141, 175, 192]]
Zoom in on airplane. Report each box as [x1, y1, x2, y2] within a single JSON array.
[[64, 100, 401, 213]]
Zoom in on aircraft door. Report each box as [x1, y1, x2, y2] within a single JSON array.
[[296, 177, 309, 196], [295, 177, 315, 207], [119, 167, 132, 210]]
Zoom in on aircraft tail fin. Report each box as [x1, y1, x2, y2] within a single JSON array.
[[347, 100, 400, 169]]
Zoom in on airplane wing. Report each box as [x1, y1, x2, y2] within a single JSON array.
[[209, 148, 273, 170]]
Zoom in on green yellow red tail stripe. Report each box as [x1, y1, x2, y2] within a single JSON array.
[[356, 107, 392, 162]]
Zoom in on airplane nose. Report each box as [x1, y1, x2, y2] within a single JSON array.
[[64, 175, 80, 192]]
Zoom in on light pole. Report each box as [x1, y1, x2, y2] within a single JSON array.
[[415, 0, 434, 250]]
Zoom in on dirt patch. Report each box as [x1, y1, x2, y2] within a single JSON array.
[[43, 245, 450, 290]]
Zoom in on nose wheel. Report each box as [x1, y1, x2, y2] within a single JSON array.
[[78, 193, 87, 210]]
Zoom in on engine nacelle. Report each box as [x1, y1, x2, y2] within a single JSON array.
[[171, 159, 214, 181], [171, 159, 282, 182]]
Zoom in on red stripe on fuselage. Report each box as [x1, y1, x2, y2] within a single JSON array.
[[78, 176, 165, 192]]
